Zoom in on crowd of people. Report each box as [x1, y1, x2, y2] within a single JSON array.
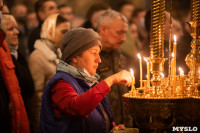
[[0, 0, 192, 133]]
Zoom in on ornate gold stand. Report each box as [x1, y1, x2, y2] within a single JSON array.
[[123, 0, 200, 132]]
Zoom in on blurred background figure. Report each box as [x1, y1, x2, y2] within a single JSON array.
[[1, 2, 9, 14], [116, 1, 135, 22], [117, 1, 139, 76], [132, 8, 148, 47], [0, 14, 35, 132], [82, 3, 110, 31], [58, 3, 85, 28], [26, 11, 39, 32], [129, 21, 142, 50], [129, 22, 139, 40], [58, 4, 74, 25], [11, 3, 27, 33], [28, 0, 58, 55], [28, 14, 70, 133], [10, 3, 30, 59]]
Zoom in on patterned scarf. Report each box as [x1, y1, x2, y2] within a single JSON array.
[[56, 60, 100, 86], [8, 44, 18, 59]]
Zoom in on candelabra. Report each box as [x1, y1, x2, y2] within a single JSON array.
[[127, 0, 200, 99], [123, 0, 200, 132], [149, 0, 167, 96], [185, 0, 200, 95]]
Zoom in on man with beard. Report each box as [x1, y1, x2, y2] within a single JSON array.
[[97, 10, 133, 128]]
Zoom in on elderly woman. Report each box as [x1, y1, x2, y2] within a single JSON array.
[[0, 13, 35, 126], [28, 13, 70, 133], [40, 28, 132, 133], [0, 4, 30, 132]]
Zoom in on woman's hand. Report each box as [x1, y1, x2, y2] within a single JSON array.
[[104, 70, 133, 87], [109, 122, 126, 132]]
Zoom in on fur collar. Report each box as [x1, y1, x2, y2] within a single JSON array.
[[34, 39, 61, 64]]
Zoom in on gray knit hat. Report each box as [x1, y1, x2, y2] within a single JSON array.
[[61, 27, 102, 63]]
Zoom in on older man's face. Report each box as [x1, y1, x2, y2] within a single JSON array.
[[102, 16, 128, 51]]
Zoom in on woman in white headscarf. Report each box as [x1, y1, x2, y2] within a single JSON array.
[[28, 13, 70, 133]]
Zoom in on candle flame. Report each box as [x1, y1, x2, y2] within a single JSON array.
[[146, 74, 148, 79], [172, 53, 174, 58], [160, 73, 164, 78], [179, 67, 184, 75], [174, 35, 177, 43], [137, 53, 141, 60], [144, 57, 148, 62], [130, 69, 134, 76]]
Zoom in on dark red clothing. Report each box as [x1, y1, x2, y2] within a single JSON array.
[[0, 39, 30, 133], [51, 80, 111, 118]]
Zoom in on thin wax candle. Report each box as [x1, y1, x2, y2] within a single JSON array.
[[137, 53, 142, 88], [144, 57, 150, 87], [179, 67, 185, 94], [173, 35, 177, 76], [130, 69, 135, 92], [173, 35, 177, 93]]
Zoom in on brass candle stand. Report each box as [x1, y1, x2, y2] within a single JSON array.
[[149, 0, 167, 97], [185, 0, 200, 96], [126, 0, 200, 99], [123, 0, 200, 132]]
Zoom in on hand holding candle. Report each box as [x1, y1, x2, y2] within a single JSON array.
[[130, 69, 135, 92], [137, 53, 143, 88]]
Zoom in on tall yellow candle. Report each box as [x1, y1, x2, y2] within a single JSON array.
[[173, 35, 177, 76], [130, 69, 135, 92], [144, 57, 150, 87], [179, 67, 185, 94], [171, 53, 174, 79], [173, 35, 177, 93], [137, 53, 142, 88]]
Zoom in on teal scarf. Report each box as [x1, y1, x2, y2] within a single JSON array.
[[56, 60, 100, 86]]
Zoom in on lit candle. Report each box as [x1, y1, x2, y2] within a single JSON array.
[[179, 67, 185, 94], [173, 35, 177, 76], [144, 57, 150, 87], [137, 53, 143, 88], [173, 35, 177, 93], [130, 69, 135, 92], [160, 73, 165, 86], [161, 73, 164, 78], [171, 53, 174, 77]]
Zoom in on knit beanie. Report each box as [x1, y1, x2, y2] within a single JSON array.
[[61, 27, 101, 62]]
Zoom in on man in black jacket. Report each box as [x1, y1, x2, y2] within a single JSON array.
[[28, 0, 58, 54]]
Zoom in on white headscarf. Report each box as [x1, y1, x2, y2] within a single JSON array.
[[40, 13, 59, 41]]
